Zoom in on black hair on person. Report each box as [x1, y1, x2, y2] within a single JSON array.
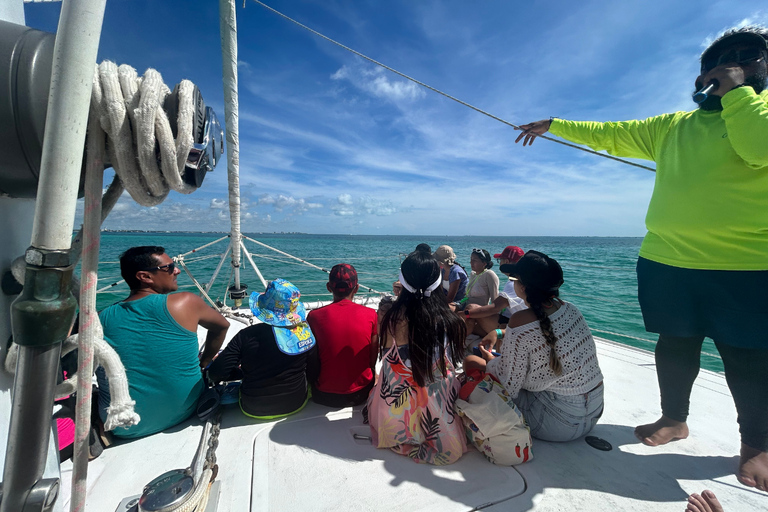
[[520, 277, 563, 376], [414, 243, 432, 254], [474, 249, 494, 270], [380, 250, 466, 387], [120, 246, 165, 290]]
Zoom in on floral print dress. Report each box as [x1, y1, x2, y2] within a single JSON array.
[[365, 341, 467, 465]]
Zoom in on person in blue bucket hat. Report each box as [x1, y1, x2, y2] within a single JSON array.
[[207, 279, 318, 419]]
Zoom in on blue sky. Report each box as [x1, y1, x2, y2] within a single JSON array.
[[24, 0, 767, 236]]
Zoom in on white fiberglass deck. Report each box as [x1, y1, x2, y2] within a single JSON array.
[[58, 315, 765, 512]]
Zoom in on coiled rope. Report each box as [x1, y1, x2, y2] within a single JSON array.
[[249, 0, 656, 173]]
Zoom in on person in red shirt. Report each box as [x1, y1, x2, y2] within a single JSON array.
[[307, 264, 379, 407]]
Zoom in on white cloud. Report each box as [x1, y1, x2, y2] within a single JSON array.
[[256, 194, 324, 213], [331, 194, 399, 217], [210, 198, 227, 209], [332, 64, 425, 102]]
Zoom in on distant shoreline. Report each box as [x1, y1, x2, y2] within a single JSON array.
[[95, 230, 643, 239]]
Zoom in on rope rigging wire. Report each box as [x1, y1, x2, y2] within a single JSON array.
[[249, 0, 656, 173]]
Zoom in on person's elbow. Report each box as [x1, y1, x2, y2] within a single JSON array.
[[201, 312, 230, 334]]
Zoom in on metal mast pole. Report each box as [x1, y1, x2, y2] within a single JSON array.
[[219, 0, 250, 306], [1, 1, 107, 510]]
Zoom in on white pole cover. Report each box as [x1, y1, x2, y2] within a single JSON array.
[[30, 0, 108, 250], [219, 0, 242, 288]]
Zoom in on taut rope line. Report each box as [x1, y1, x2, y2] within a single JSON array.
[[249, 0, 656, 173]]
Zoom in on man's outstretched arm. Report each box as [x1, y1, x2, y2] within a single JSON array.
[[515, 116, 669, 162]]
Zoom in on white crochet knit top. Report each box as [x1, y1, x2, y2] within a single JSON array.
[[486, 301, 603, 399]]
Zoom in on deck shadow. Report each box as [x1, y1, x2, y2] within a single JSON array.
[[513, 423, 739, 505]]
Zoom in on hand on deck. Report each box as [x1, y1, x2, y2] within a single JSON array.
[[515, 119, 552, 146]]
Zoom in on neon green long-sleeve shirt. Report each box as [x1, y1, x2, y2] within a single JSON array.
[[550, 87, 768, 270]]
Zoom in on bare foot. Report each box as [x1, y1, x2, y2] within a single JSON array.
[[685, 490, 723, 512], [634, 416, 689, 446], [737, 444, 768, 492]]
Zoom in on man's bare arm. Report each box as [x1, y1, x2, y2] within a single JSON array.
[[168, 292, 229, 367]]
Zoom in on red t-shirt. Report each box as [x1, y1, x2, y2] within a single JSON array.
[[307, 300, 378, 394]]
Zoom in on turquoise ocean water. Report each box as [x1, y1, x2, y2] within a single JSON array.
[[93, 232, 724, 372]]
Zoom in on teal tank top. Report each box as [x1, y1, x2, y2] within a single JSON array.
[[97, 293, 203, 438]]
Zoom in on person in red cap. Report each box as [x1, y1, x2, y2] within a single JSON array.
[[306, 263, 379, 407], [463, 246, 527, 349]]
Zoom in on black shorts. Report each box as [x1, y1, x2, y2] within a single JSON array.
[[498, 314, 510, 326], [636, 257, 768, 348]]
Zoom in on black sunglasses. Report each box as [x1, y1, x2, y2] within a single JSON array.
[[142, 262, 176, 274], [702, 47, 765, 73]]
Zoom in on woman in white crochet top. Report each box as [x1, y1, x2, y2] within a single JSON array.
[[464, 250, 604, 442]]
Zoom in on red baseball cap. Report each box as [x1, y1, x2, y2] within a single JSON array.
[[329, 263, 358, 293], [493, 246, 524, 263]]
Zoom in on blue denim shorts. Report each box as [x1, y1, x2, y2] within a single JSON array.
[[514, 384, 604, 442]]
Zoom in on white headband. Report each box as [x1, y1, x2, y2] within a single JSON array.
[[398, 270, 442, 298]]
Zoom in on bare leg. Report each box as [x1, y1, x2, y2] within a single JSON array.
[[472, 316, 497, 338], [634, 415, 689, 446], [685, 490, 723, 512], [462, 355, 487, 373], [737, 444, 768, 492], [636, 335, 701, 446]]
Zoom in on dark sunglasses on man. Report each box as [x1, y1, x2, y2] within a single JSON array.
[[142, 262, 176, 274], [701, 46, 765, 73]]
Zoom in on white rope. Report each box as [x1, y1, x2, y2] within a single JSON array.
[[92, 61, 199, 205], [70, 93, 106, 512]]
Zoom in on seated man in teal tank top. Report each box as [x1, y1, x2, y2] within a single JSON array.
[[97, 246, 229, 439]]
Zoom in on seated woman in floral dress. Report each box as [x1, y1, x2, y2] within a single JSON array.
[[366, 250, 468, 465]]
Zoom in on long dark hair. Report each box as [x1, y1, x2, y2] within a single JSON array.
[[381, 250, 466, 386], [525, 285, 563, 376]]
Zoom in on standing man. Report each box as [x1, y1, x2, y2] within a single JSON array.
[[307, 263, 378, 407], [515, 27, 768, 491], [97, 246, 229, 438]]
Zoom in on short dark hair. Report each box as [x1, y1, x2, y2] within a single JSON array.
[[120, 246, 165, 290], [414, 243, 432, 254]]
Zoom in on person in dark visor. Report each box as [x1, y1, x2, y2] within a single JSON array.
[[514, 26, 768, 491]]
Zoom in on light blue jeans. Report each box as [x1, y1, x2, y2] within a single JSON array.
[[514, 384, 604, 442]]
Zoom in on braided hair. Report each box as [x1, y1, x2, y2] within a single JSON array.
[[526, 284, 562, 375]]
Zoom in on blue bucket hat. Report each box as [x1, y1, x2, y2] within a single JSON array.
[[249, 279, 315, 355]]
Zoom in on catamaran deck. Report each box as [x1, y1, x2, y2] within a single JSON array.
[[58, 314, 765, 511]]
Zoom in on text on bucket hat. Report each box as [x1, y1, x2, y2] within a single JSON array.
[[432, 245, 456, 265], [329, 263, 358, 293], [493, 246, 525, 263], [499, 250, 564, 294]]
